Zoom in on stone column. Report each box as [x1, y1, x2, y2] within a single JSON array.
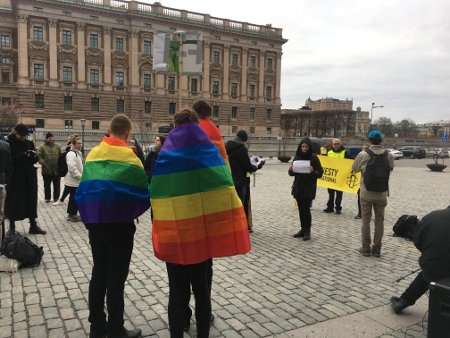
[[128, 29, 139, 92], [241, 48, 248, 97], [103, 27, 112, 90], [17, 15, 29, 86], [275, 52, 282, 105], [201, 42, 210, 99], [222, 45, 229, 100], [258, 51, 265, 103], [48, 19, 58, 87], [77, 24, 86, 89]]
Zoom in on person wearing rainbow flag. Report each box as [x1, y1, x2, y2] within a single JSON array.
[[75, 114, 150, 338], [150, 108, 251, 338]]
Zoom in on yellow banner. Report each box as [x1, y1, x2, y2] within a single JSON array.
[[317, 156, 360, 194]]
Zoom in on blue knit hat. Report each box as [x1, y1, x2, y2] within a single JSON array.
[[368, 130, 382, 141]]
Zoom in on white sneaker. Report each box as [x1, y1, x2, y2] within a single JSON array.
[[52, 201, 61, 206]]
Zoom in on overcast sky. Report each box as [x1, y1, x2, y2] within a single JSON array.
[[155, 0, 450, 124]]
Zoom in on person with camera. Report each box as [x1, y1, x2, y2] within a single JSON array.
[[5, 124, 46, 235]]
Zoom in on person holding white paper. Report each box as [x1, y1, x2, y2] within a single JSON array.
[[288, 138, 323, 241]]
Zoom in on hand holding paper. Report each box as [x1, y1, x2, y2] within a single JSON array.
[[293, 160, 311, 173]]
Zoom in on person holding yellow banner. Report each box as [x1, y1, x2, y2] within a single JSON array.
[[289, 138, 323, 241], [323, 139, 353, 214]]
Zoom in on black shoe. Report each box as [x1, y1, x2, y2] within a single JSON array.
[[359, 247, 371, 256], [293, 229, 305, 238], [372, 247, 381, 258], [303, 230, 311, 241], [29, 225, 47, 235], [390, 296, 411, 314], [210, 314, 215, 323], [248, 226, 253, 233], [335, 210, 341, 214], [354, 213, 361, 219], [90, 329, 107, 338], [323, 208, 334, 213], [183, 325, 190, 333], [107, 327, 141, 338]]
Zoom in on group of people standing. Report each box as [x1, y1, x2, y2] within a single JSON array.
[[0, 127, 85, 239]]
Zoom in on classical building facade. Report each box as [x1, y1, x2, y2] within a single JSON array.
[[281, 97, 370, 138], [0, 0, 287, 136]]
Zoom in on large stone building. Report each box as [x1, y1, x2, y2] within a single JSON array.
[[281, 97, 370, 138], [0, 0, 287, 137]]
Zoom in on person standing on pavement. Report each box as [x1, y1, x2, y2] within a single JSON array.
[[390, 206, 450, 313], [64, 136, 83, 222], [54, 134, 77, 206], [5, 124, 46, 235], [289, 138, 323, 241], [38, 132, 62, 203], [129, 137, 145, 165], [225, 130, 258, 218], [352, 130, 394, 257], [151, 108, 250, 338], [75, 114, 149, 338], [0, 139, 13, 242], [354, 143, 370, 219], [323, 138, 353, 214]]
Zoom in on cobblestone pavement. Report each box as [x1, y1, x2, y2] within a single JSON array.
[[1, 160, 449, 338]]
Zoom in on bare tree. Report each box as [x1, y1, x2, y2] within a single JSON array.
[[0, 103, 19, 128], [375, 116, 393, 136]]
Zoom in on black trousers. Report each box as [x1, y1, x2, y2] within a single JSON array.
[[66, 186, 78, 216], [327, 188, 343, 211], [166, 260, 211, 338], [296, 198, 313, 230], [87, 222, 136, 333], [401, 271, 430, 305], [42, 174, 61, 201]]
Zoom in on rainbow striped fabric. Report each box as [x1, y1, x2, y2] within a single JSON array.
[[199, 119, 230, 168], [75, 136, 150, 224], [150, 122, 251, 265]]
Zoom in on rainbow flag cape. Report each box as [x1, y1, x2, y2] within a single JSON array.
[[199, 119, 230, 169], [150, 122, 251, 265], [75, 136, 150, 224]]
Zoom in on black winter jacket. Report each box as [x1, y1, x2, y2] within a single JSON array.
[[288, 138, 324, 200], [413, 206, 450, 282], [225, 138, 256, 189]]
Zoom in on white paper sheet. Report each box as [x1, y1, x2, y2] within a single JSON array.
[[292, 160, 311, 173]]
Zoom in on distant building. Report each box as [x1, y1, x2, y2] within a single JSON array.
[[281, 97, 370, 138], [0, 0, 287, 137]]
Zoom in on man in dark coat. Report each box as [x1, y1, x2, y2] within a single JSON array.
[[225, 130, 257, 207], [390, 206, 450, 313], [5, 124, 46, 235], [0, 139, 13, 242]]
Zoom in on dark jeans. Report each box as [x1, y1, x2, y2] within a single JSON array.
[[43, 174, 61, 201], [327, 188, 343, 211], [66, 186, 78, 216], [60, 185, 70, 202], [357, 189, 361, 214], [87, 222, 136, 333], [166, 260, 211, 338], [401, 271, 429, 305], [296, 198, 312, 230]]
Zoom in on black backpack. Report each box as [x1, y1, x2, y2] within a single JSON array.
[[393, 215, 418, 240], [1, 231, 44, 268], [57, 150, 76, 177], [364, 149, 390, 192]]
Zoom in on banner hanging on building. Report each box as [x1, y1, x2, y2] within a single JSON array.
[[153, 31, 203, 75], [316, 156, 360, 194]]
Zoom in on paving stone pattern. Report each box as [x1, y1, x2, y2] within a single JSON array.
[[1, 161, 449, 337]]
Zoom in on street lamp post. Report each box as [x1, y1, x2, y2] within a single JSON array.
[[174, 31, 186, 109], [80, 117, 86, 155], [370, 102, 384, 129]]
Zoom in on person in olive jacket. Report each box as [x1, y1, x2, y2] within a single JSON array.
[[390, 206, 450, 313], [288, 138, 323, 241], [38, 132, 62, 203]]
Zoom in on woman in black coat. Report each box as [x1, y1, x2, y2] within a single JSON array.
[[288, 138, 323, 241], [5, 124, 46, 234]]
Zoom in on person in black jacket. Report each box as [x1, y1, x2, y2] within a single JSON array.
[[390, 206, 450, 313], [288, 138, 324, 241], [225, 130, 257, 208], [5, 124, 46, 235]]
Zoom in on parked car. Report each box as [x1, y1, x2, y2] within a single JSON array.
[[398, 146, 426, 159], [387, 148, 403, 160]]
